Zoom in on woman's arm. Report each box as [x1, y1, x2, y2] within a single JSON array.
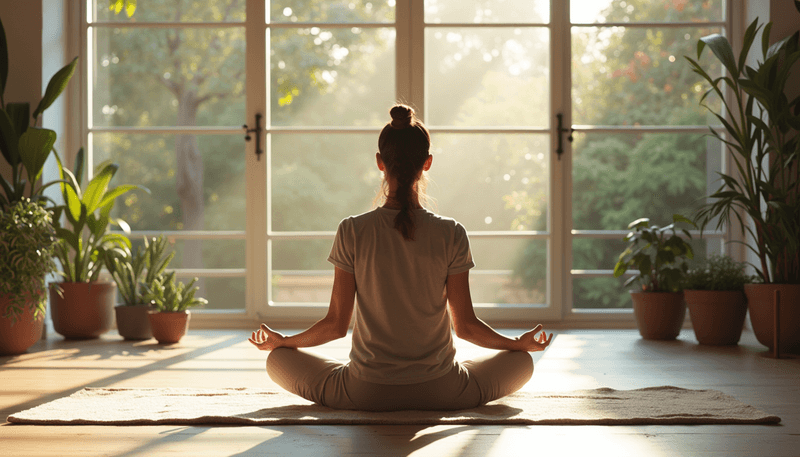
[[447, 271, 552, 352], [249, 267, 356, 351]]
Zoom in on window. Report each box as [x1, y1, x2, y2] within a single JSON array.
[[76, 0, 732, 326]]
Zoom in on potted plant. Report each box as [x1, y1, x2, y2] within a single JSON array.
[[684, 255, 754, 345], [0, 199, 58, 355], [104, 235, 175, 340], [143, 272, 207, 344], [686, 16, 800, 353], [49, 150, 145, 339], [613, 215, 696, 340]]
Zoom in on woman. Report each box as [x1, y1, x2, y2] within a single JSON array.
[[249, 104, 552, 411]]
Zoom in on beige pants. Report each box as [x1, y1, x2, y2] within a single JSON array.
[[266, 348, 533, 411]]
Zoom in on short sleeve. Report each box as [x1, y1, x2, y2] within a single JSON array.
[[447, 222, 475, 275], [328, 218, 356, 274]]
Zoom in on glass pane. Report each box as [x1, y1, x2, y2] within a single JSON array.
[[92, 0, 246, 22], [470, 239, 547, 305], [426, 27, 549, 127], [271, 239, 335, 304], [572, 26, 723, 126], [93, 133, 246, 231], [572, 277, 631, 309], [271, 134, 378, 231], [572, 237, 722, 272], [92, 28, 245, 127], [270, 0, 395, 23], [428, 134, 549, 231], [571, 132, 723, 230], [425, 0, 550, 24], [571, 238, 720, 310], [270, 28, 395, 126], [571, 0, 725, 24], [128, 237, 245, 270], [178, 276, 245, 311]]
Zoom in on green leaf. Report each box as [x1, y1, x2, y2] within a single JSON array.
[[739, 19, 760, 74], [0, 108, 20, 166], [97, 184, 146, 212], [18, 127, 56, 185], [700, 33, 738, 78], [83, 162, 119, 215], [32, 57, 78, 121], [628, 217, 649, 229], [5, 102, 29, 137], [0, 17, 8, 101], [762, 22, 773, 58], [73, 147, 85, 187], [672, 214, 697, 228]]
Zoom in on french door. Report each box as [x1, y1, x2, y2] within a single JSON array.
[[80, 0, 731, 327]]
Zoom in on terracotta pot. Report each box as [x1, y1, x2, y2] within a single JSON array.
[[744, 284, 800, 353], [630, 291, 686, 340], [148, 310, 190, 344], [685, 290, 747, 345], [0, 293, 45, 356], [115, 304, 154, 340], [50, 282, 116, 339]]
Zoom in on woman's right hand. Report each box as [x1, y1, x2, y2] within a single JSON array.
[[517, 324, 553, 352]]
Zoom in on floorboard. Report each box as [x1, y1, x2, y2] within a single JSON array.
[[2, 327, 798, 457]]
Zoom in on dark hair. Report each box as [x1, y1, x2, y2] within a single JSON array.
[[378, 104, 431, 241]]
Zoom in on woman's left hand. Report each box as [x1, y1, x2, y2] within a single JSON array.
[[248, 324, 287, 351]]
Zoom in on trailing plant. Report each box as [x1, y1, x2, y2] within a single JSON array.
[[52, 149, 147, 282], [0, 198, 57, 321], [685, 14, 800, 284], [0, 16, 78, 210], [684, 255, 756, 291], [143, 271, 208, 313], [104, 235, 175, 306], [613, 214, 696, 293]]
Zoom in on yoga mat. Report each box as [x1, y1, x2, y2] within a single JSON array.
[[7, 386, 781, 426]]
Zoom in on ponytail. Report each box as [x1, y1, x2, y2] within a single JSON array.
[[377, 104, 431, 241]]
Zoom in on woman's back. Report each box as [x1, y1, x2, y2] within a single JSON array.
[[328, 207, 474, 384]]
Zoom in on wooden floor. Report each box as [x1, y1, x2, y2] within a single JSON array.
[[2, 327, 799, 457]]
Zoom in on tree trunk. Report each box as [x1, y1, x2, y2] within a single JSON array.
[[176, 90, 205, 296]]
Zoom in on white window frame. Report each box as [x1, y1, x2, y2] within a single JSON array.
[[68, 0, 743, 329]]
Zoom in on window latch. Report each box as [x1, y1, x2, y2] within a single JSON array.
[[243, 113, 264, 160], [556, 113, 574, 161]]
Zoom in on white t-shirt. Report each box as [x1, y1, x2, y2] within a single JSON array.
[[327, 207, 475, 384]]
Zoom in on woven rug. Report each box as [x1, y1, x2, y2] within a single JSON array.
[[7, 386, 780, 426]]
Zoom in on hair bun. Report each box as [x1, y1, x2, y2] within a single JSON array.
[[389, 104, 414, 129]]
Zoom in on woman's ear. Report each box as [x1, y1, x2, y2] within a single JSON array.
[[376, 152, 385, 171], [423, 154, 433, 171]]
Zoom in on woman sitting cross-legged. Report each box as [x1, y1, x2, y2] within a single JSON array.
[[249, 103, 553, 411]]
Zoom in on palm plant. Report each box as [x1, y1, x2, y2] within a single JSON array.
[[104, 235, 175, 305], [685, 17, 800, 284], [143, 272, 208, 313]]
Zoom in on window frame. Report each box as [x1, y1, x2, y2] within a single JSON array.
[[67, 0, 743, 329]]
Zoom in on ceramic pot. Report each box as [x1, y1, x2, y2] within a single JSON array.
[[148, 310, 190, 344], [744, 284, 800, 353], [630, 291, 686, 340], [685, 290, 747, 345], [115, 304, 154, 340], [0, 293, 45, 356], [50, 282, 116, 339]]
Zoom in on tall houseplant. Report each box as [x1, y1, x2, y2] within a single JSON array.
[[0, 199, 58, 354], [0, 17, 77, 210], [104, 235, 174, 340], [686, 14, 800, 352], [613, 215, 696, 340], [49, 150, 146, 339]]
